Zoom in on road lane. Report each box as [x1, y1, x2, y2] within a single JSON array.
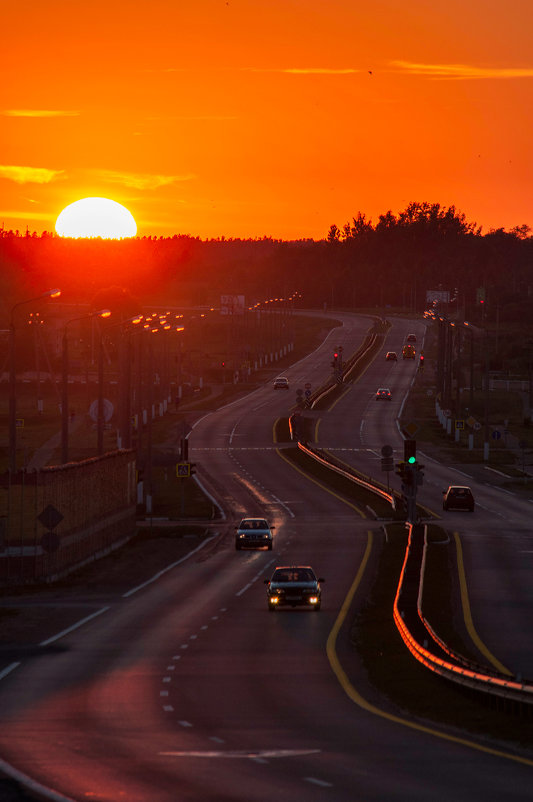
[[1, 312, 533, 800]]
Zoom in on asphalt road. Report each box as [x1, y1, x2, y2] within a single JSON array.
[[0, 312, 533, 800]]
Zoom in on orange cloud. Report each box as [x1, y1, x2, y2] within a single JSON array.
[[95, 169, 196, 189], [3, 109, 80, 117], [391, 61, 533, 79], [0, 165, 66, 183]]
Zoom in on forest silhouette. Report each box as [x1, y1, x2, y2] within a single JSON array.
[[2, 201, 532, 331]]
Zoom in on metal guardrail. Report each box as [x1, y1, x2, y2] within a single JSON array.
[[394, 524, 533, 710], [308, 332, 382, 409], [296, 441, 397, 512]]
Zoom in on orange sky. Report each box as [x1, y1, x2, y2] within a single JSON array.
[[1, 0, 532, 239]]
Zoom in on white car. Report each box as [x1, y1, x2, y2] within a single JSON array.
[[273, 376, 289, 389]]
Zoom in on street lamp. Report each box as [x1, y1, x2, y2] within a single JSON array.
[[97, 314, 143, 455], [62, 309, 111, 464], [9, 289, 61, 474]]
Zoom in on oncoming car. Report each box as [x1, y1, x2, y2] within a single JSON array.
[[235, 518, 274, 550], [376, 387, 392, 401], [264, 566, 324, 611], [273, 376, 289, 389], [442, 486, 475, 512], [385, 351, 398, 361]]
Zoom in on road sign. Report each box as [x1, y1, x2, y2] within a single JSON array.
[[176, 462, 191, 477], [304, 382, 312, 390], [491, 430, 501, 440], [455, 420, 465, 430], [38, 504, 64, 530], [381, 457, 394, 471], [381, 444, 393, 457], [404, 422, 419, 438], [304, 389, 311, 399]]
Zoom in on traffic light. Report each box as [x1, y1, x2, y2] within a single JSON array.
[[404, 439, 416, 465], [419, 354, 424, 370], [331, 351, 338, 368]]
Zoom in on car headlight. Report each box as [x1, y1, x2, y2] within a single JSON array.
[[270, 596, 279, 604], [308, 596, 319, 604]]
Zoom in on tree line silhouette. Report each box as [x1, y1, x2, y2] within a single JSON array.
[[2, 201, 532, 334]]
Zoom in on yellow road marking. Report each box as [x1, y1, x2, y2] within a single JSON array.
[[454, 531, 512, 676], [326, 531, 533, 767], [276, 448, 367, 518]]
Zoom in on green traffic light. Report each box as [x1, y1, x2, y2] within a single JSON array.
[[407, 456, 416, 464]]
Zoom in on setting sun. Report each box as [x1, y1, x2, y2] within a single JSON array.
[[55, 198, 137, 239]]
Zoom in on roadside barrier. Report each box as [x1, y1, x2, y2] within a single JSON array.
[[394, 524, 533, 713], [296, 441, 397, 513]]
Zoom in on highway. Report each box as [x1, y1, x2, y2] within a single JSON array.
[[0, 312, 532, 800]]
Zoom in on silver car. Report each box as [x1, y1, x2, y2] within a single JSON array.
[[235, 518, 274, 550]]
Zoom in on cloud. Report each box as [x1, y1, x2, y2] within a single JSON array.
[[3, 109, 80, 117], [247, 67, 360, 75], [96, 169, 196, 189], [0, 165, 66, 184], [391, 61, 533, 79]]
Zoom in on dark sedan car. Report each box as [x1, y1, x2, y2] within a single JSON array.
[[264, 566, 324, 611], [442, 485, 475, 512], [376, 387, 392, 401]]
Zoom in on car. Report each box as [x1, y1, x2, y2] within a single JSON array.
[[385, 351, 398, 361], [375, 387, 392, 401], [402, 344, 416, 359], [406, 333, 417, 343], [235, 518, 274, 550], [442, 486, 475, 512], [264, 565, 324, 611], [273, 376, 289, 389]]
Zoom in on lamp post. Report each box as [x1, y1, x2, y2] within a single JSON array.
[[9, 289, 61, 474], [62, 309, 110, 464], [463, 322, 475, 410], [97, 315, 143, 454]]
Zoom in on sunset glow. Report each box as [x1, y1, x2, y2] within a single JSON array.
[[1, 0, 532, 239]]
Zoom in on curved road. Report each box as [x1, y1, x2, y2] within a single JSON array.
[[0, 312, 532, 800]]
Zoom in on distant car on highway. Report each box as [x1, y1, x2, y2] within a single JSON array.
[[264, 566, 324, 611], [273, 376, 289, 389], [406, 333, 417, 343], [375, 388, 392, 401], [385, 351, 398, 361], [402, 344, 416, 359], [235, 518, 274, 550], [442, 486, 475, 512]]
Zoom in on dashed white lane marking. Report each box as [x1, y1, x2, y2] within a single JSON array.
[[163, 706, 174, 712], [160, 691, 169, 697], [189, 634, 197, 640], [167, 665, 175, 671], [173, 655, 181, 660], [236, 559, 276, 597], [201, 625, 208, 630], [180, 644, 189, 649], [178, 721, 193, 728], [209, 736, 225, 744], [304, 777, 333, 788], [163, 677, 171, 683], [160, 749, 321, 759]]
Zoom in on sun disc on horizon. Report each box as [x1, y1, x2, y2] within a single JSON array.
[[55, 197, 137, 238]]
